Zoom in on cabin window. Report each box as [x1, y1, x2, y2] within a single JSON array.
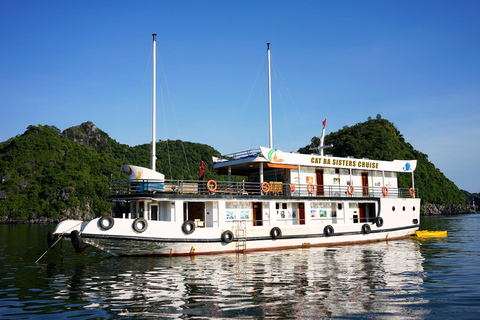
[[403, 206, 406, 211], [187, 202, 205, 221], [413, 206, 416, 211], [226, 201, 250, 209], [150, 204, 158, 221], [392, 206, 396, 211], [276, 203, 289, 219], [335, 168, 340, 174], [338, 203, 343, 210]]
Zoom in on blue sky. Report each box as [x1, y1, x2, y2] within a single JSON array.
[[1, 1, 479, 193]]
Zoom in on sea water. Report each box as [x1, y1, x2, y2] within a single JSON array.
[[1, 215, 479, 319]]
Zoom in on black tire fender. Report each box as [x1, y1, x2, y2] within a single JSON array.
[[376, 217, 384, 228], [133, 218, 148, 233], [362, 223, 371, 234], [47, 231, 56, 248], [221, 230, 234, 243], [324, 225, 334, 237], [70, 230, 82, 251], [270, 227, 282, 239], [99, 216, 115, 230], [181, 220, 195, 235]]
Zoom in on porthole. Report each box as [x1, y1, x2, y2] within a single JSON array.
[[403, 206, 406, 211], [413, 206, 416, 211], [392, 206, 396, 211]]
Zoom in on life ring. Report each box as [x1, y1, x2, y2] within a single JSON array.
[[47, 231, 56, 248], [132, 218, 148, 233], [99, 216, 114, 230], [376, 217, 384, 228], [409, 188, 415, 197], [181, 220, 196, 234], [207, 180, 217, 192], [347, 185, 354, 195], [270, 227, 282, 239], [289, 183, 296, 193], [261, 181, 270, 194], [324, 225, 334, 237], [362, 224, 371, 234], [70, 230, 83, 251], [221, 230, 234, 243], [382, 186, 388, 196], [307, 183, 315, 194]]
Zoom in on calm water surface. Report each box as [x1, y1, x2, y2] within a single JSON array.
[[1, 215, 480, 319]]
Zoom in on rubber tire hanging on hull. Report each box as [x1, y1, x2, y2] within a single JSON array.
[[221, 230, 234, 243], [270, 227, 282, 239], [47, 231, 56, 248], [99, 216, 115, 230], [376, 217, 384, 228], [182, 220, 196, 235], [324, 225, 334, 237], [133, 218, 148, 233], [71, 230, 82, 251], [362, 224, 371, 234]]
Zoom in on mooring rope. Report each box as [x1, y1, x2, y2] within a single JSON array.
[[35, 232, 65, 264]]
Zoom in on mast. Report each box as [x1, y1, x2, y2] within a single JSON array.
[[267, 43, 273, 149], [152, 34, 157, 171]]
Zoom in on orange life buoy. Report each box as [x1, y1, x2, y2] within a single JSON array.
[[347, 185, 354, 195], [261, 181, 270, 194], [307, 183, 315, 194], [382, 186, 388, 196], [289, 183, 296, 193], [409, 187, 415, 197], [206, 180, 217, 192]]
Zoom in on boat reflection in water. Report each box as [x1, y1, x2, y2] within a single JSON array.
[[44, 239, 427, 318]]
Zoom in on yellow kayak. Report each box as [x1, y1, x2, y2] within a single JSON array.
[[411, 230, 447, 238]]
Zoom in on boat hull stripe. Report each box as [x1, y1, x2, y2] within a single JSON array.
[[77, 224, 416, 243]]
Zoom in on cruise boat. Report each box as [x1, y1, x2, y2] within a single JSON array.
[[50, 36, 420, 256]]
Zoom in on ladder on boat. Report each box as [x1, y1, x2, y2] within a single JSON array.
[[234, 220, 247, 253]]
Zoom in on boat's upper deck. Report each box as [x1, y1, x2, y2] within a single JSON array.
[[110, 147, 418, 201]]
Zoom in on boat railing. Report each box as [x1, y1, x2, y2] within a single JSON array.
[[109, 179, 418, 199], [220, 149, 261, 160]]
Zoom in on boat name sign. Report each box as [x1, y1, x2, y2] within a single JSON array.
[[260, 147, 416, 173]]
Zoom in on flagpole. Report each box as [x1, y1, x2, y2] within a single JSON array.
[[320, 118, 326, 156]]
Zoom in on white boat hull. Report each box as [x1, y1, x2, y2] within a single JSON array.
[[53, 197, 420, 256]]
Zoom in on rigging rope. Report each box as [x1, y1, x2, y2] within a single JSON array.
[[271, 57, 313, 146], [157, 54, 192, 179], [228, 52, 267, 152]]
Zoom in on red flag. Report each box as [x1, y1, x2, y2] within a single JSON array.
[[322, 118, 327, 130], [199, 161, 206, 180]]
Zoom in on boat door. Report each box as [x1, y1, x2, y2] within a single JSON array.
[[316, 169, 324, 196], [361, 172, 369, 196], [298, 203, 305, 225], [253, 202, 263, 226], [359, 203, 365, 223]]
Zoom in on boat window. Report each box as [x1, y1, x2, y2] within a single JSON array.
[[186, 202, 205, 225], [403, 206, 406, 211], [338, 203, 343, 210], [392, 206, 396, 211], [282, 203, 287, 210], [150, 204, 158, 221], [413, 206, 416, 211]]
